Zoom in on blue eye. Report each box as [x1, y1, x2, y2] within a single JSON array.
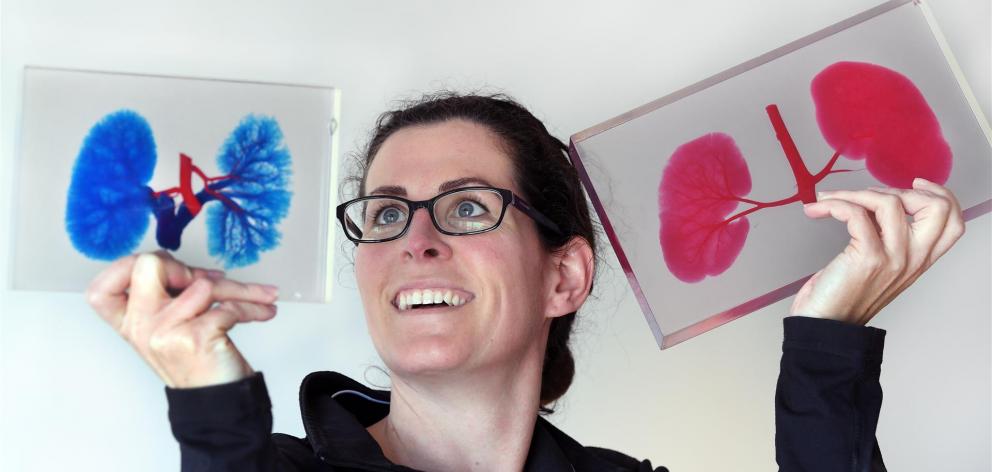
[[374, 206, 405, 225], [455, 200, 486, 218]]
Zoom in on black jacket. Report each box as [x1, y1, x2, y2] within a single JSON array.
[[165, 316, 887, 471]]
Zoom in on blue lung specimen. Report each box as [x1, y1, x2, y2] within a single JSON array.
[[207, 115, 292, 268], [65, 109, 156, 260]]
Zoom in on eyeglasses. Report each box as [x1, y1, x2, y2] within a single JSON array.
[[336, 186, 563, 244]]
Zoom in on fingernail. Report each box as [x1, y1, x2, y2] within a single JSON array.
[[914, 177, 932, 186], [263, 285, 279, 297], [206, 269, 226, 280]]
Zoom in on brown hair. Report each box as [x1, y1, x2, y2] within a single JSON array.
[[347, 92, 598, 412]]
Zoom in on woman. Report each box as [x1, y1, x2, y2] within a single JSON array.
[[86, 93, 965, 471]]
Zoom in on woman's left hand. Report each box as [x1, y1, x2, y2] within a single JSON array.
[[790, 177, 966, 326]]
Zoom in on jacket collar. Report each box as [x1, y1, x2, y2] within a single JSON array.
[[298, 371, 623, 472]]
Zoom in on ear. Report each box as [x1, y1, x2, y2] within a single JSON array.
[[544, 236, 594, 319]]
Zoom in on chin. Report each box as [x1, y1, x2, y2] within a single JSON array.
[[381, 334, 475, 377]]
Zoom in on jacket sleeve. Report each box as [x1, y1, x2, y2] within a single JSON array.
[[775, 316, 888, 472], [166, 372, 317, 472]]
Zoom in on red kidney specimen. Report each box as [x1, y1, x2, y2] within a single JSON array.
[[812, 61, 952, 188], [658, 133, 752, 283]]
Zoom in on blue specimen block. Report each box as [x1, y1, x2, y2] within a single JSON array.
[[66, 109, 156, 260], [207, 115, 292, 268]]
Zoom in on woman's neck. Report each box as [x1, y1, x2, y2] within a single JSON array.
[[367, 350, 546, 472]]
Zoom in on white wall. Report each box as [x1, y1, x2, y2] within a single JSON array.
[[1, 1, 989, 470]]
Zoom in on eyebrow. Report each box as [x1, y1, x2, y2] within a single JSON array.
[[368, 177, 495, 197]]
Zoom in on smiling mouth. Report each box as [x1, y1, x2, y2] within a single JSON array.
[[393, 288, 474, 311]]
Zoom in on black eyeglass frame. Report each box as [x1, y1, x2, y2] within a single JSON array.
[[336, 186, 563, 244]]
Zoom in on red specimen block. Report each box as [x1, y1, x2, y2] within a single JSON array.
[[658, 133, 752, 283], [812, 61, 952, 188]]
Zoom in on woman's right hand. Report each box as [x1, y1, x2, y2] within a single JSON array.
[[86, 252, 279, 388]]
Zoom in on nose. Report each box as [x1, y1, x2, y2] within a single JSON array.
[[402, 207, 451, 260]]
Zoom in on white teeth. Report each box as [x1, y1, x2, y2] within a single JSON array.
[[395, 288, 470, 311]]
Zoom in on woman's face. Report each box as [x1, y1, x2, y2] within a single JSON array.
[[355, 119, 554, 377]]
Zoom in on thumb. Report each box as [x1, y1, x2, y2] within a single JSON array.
[[126, 253, 170, 316]]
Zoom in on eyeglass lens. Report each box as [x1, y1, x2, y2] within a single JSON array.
[[343, 188, 505, 241]]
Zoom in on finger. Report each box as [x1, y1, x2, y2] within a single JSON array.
[[218, 301, 278, 324], [913, 178, 966, 259], [804, 197, 885, 256], [159, 278, 218, 327], [912, 178, 962, 214], [125, 253, 171, 316], [159, 251, 226, 278], [191, 301, 277, 334], [198, 268, 227, 280], [817, 189, 909, 259], [86, 254, 139, 330], [866, 186, 948, 256], [120, 253, 174, 341], [152, 250, 224, 287], [209, 278, 279, 304], [161, 277, 277, 326], [161, 261, 226, 296], [186, 267, 227, 286]]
